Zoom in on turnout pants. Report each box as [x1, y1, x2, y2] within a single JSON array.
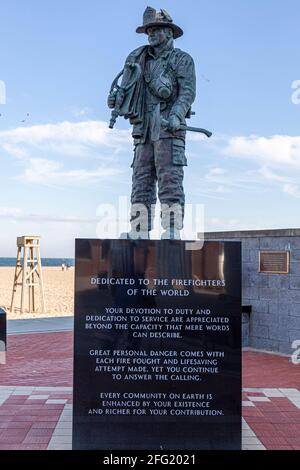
[[130, 138, 186, 232]]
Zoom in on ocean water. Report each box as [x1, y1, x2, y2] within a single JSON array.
[[0, 258, 75, 267]]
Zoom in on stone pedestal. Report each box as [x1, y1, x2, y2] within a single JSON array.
[[0, 308, 7, 365]]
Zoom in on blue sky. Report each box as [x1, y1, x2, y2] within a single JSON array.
[[0, 0, 300, 256]]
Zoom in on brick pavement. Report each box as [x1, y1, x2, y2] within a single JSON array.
[[242, 389, 300, 449], [243, 351, 300, 388], [0, 332, 299, 450], [0, 332, 73, 386], [0, 386, 72, 450]]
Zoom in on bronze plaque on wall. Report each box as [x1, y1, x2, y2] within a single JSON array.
[[259, 251, 290, 274]]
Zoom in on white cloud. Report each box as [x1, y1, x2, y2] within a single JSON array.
[[187, 133, 208, 142], [214, 185, 232, 193], [17, 158, 121, 186], [71, 107, 93, 118], [0, 207, 21, 217], [202, 135, 300, 198], [2, 143, 28, 158], [202, 166, 257, 193], [0, 120, 131, 160], [0, 120, 130, 186], [257, 166, 300, 198], [258, 166, 289, 182], [204, 167, 233, 191], [224, 134, 300, 169], [206, 217, 267, 232], [206, 167, 226, 177], [282, 183, 300, 198], [0, 206, 98, 224], [3, 120, 300, 198]]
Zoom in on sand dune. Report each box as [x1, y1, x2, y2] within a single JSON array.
[[0, 267, 74, 319]]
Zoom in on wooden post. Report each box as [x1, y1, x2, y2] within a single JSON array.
[[36, 243, 45, 314], [10, 247, 22, 312], [10, 236, 45, 314], [20, 245, 27, 314]]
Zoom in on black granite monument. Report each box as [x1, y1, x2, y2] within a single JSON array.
[[0, 308, 7, 365], [73, 239, 241, 450]]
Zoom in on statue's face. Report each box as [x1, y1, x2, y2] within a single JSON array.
[[147, 26, 172, 47]]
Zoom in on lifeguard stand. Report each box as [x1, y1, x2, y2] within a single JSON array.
[[10, 236, 45, 314]]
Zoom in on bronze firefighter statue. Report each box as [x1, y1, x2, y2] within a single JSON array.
[[108, 6, 211, 239]]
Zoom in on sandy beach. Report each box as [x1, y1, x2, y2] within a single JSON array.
[[0, 267, 74, 319]]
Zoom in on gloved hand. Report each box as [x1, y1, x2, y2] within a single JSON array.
[[168, 115, 181, 132]]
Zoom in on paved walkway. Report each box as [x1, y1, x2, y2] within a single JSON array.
[[243, 351, 300, 388], [1, 332, 72, 386], [0, 331, 299, 450], [8, 317, 73, 335], [242, 389, 300, 449], [0, 386, 72, 450]]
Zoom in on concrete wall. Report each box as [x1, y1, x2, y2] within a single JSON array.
[[205, 229, 300, 355]]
